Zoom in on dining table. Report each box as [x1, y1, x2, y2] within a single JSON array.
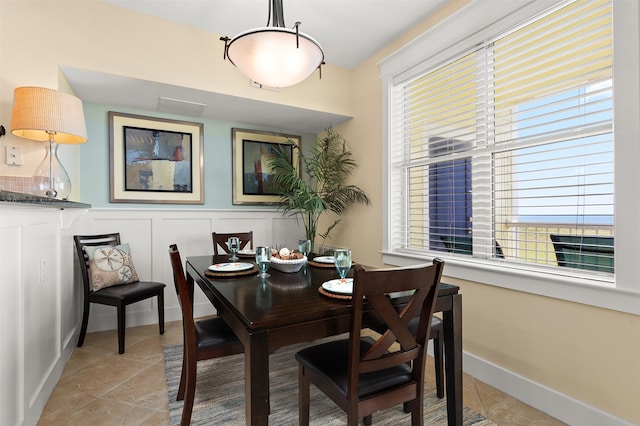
[[185, 254, 463, 426]]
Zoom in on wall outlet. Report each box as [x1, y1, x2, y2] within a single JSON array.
[[6, 146, 23, 166]]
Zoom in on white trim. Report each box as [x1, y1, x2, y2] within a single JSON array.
[[383, 251, 640, 315], [464, 351, 635, 426]]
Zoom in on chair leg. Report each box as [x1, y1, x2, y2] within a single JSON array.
[[299, 365, 310, 426], [433, 330, 445, 398], [117, 303, 126, 354], [177, 342, 187, 401], [157, 290, 165, 335], [181, 353, 197, 426], [347, 409, 359, 426], [399, 398, 422, 426], [410, 405, 423, 426], [77, 298, 90, 347]]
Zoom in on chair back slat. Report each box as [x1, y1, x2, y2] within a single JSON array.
[[349, 260, 444, 386], [212, 231, 253, 255]]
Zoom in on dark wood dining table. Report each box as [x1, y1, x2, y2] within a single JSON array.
[[186, 255, 463, 426]]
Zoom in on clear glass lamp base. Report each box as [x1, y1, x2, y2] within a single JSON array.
[[31, 141, 71, 200]]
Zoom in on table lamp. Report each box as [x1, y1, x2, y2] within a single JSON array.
[[11, 86, 87, 200]]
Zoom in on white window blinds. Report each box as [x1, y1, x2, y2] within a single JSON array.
[[389, 0, 614, 276]]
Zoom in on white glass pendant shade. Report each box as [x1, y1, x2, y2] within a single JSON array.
[[227, 28, 323, 88], [32, 141, 71, 200]]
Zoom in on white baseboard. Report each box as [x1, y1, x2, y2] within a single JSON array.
[[463, 351, 634, 426]]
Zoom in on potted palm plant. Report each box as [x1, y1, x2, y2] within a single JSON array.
[[269, 127, 370, 254]]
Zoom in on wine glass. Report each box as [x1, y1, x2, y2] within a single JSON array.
[[227, 237, 240, 261], [298, 239, 311, 257], [255, 246, 272, 278], [334, 249, 352, 282]]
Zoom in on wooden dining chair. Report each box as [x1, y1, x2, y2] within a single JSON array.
[[168, 244, 244, 426], [296, 259, 445, 426], [211, 231, 253, 255], [74, 233, 165, 354]]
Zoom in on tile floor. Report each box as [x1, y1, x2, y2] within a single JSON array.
[[38, 321, 566, 426]]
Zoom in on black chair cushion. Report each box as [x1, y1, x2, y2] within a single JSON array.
[[195, 317, 241, 351], [295, 337, 413, 398], [90, 280, 165, 302]]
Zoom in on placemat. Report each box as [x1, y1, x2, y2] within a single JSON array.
[[317, 286, 352, 300], [205, 264, 259, 278]]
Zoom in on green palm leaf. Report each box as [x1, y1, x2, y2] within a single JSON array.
[[269, 127, 370, 251]]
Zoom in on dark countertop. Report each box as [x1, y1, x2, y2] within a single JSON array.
[[0, 190, 91, 209]]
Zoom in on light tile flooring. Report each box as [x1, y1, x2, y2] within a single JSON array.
[[38, 321, 566, 426]]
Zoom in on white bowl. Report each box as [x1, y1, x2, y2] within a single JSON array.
[[270, 255, 307, 273]]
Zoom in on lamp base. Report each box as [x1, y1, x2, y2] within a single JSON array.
[[31, 141, 71, 200]]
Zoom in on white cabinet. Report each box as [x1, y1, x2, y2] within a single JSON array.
[[0, 204, 86, 426]]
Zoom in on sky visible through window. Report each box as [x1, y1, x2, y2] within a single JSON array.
[[510, 80, 613, 225]]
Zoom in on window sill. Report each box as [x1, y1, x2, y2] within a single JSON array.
[[382, 250, 640, 315]]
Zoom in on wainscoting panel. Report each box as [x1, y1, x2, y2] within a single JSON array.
[[79, 209, 305, 331], [0, 222, 23, 426], [23, 221, 60, 411]]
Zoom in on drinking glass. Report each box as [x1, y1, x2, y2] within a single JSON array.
[[227, 237, 240, 261], [334, 249, 352, 281], [298, 239, 311, 257], [255, 246, 272, 279]]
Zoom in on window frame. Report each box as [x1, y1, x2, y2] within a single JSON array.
[[380, 0, 640, 315]]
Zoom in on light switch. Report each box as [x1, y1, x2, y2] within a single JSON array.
[[6, 146, 22, 165]]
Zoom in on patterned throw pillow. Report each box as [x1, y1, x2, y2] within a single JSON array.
[[85, 243, 140, 291]]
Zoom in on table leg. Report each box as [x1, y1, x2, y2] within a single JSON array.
[[245, 331, 270, 426], [443, 293, 463, 426]]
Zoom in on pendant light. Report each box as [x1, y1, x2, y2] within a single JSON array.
[[221, 0, 324, 88]]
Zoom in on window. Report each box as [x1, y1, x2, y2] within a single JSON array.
[[380, 0, 640, 314], [386, 0, 615, 284]]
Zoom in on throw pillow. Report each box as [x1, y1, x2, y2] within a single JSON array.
[[85, 243, 140, 291]]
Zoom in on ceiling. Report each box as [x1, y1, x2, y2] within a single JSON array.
[[102, 0, 448, 68], [66, 0, 449, 133]]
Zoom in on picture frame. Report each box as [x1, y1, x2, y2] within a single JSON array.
[[109, 112, 204, 204], [232, 128, 301, 205]]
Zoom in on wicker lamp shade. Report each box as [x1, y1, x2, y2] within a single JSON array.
[[11, 86, 87, 144]]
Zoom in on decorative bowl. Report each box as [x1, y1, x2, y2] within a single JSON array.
[[270, 255, 307, 273]]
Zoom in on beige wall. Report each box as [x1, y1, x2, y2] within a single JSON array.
[[329, 1, 640, 424], [1, 0, 638, 423]]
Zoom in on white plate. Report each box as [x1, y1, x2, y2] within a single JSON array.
[[208, 262, 254, 272], [322, 278, 354, 294], [237, 249, 255, 256], [314, 256, 335, 264]]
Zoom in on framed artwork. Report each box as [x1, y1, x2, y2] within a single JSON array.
[[109, 112, 204, 204], [232, 128, 301, 205]]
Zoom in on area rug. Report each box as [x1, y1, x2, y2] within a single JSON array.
[[164, 340, 495, 425]]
